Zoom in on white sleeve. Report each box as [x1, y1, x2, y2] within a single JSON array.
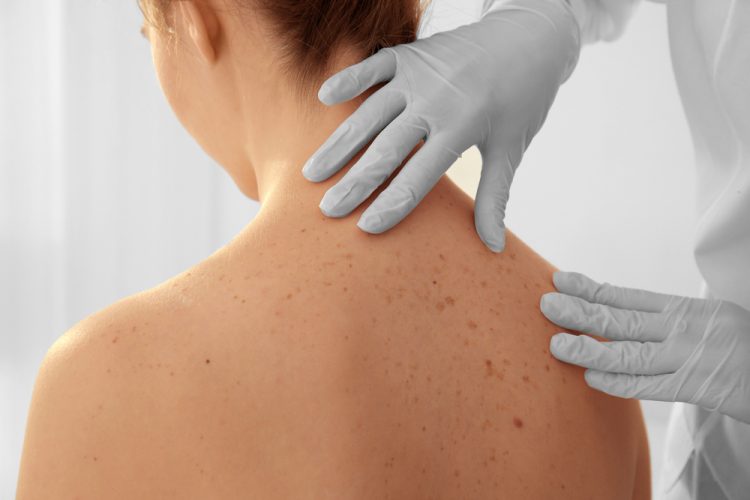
[[481, 0, 641, 44]]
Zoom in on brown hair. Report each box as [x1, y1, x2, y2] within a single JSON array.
[[140, 0, 428, 100]]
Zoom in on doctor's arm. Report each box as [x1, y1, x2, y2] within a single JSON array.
[[302, 0, 639, 252]]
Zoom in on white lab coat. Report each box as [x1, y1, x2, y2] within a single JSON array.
[[659, 1, 750, 499], [480, 0, 750, 498]]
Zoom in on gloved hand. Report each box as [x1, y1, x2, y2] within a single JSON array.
[[540, 271, 750, 424], [301, 0, 581, 252]]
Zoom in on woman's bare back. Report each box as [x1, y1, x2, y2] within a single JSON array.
[[17, 177, 649, 499]]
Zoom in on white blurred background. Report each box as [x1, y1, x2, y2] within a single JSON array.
[[1, 0, 699, 496]]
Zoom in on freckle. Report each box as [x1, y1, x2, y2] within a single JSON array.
[[503, 358, 511, 366], [485, 359, 494, 377], [181, 287, 188, 292], [112, 337, 119, 343], [444, 296, 455, 306], [205, 359, 211, 365], [300, 228, 306, 232], [241, 299, 246, 303], [233, 295, 239, 300], [545, 364, 550, 372], [454, 469, 460, 478], [218, 275, 225, 281], [522, 375, 530, 383], [343, 287, 348, 292], [131, 326, 137, 332], [467, 320, 478, 329], [106, 368, 111, 373], [422, 426, 426, 432], [436, 301, 445, 311], [170, 371, 174, 376], [93, 456, 98, 462], [481, 281, 487, 287], [439, 253, 446, 261], [286, 293, 293, 299], [513, 417, 523, 428]]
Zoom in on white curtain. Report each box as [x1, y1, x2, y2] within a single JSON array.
[[2, 0, 697, 496]]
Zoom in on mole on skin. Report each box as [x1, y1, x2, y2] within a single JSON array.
[[484, 359, 504, 381]]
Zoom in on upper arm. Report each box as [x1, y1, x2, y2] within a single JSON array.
[[16, 321, 122, 499], [15, 297, 162, 500]]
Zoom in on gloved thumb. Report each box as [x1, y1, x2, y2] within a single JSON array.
[[474, 142, 520, 253], [318, 49, 397, 106]]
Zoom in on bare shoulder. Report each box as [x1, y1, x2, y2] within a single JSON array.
[[15, 267, 222, 499]]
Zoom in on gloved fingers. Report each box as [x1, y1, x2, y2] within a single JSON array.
[[584, 370, 675, 402], [473, 145, 516, 253], [302, 88, 406, 182], [317, 48, 398, 106], [318, 115, 426, 217], [356, 135, 461, 233], [550, 334, 676, 375], [553, 271, 673, 313], [541, 293, 669, 342]]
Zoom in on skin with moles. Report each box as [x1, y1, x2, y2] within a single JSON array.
[[15, 2, 650, 498]]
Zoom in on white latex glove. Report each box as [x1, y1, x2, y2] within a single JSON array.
[[540, 271, 750, 424], [301, 0, 580, 252]]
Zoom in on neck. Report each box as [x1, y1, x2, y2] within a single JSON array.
[[235, 59, 468, 245], [249, 107, 429, 235]]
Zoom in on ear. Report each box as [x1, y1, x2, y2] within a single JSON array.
[[179, 1, 220, 63]]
